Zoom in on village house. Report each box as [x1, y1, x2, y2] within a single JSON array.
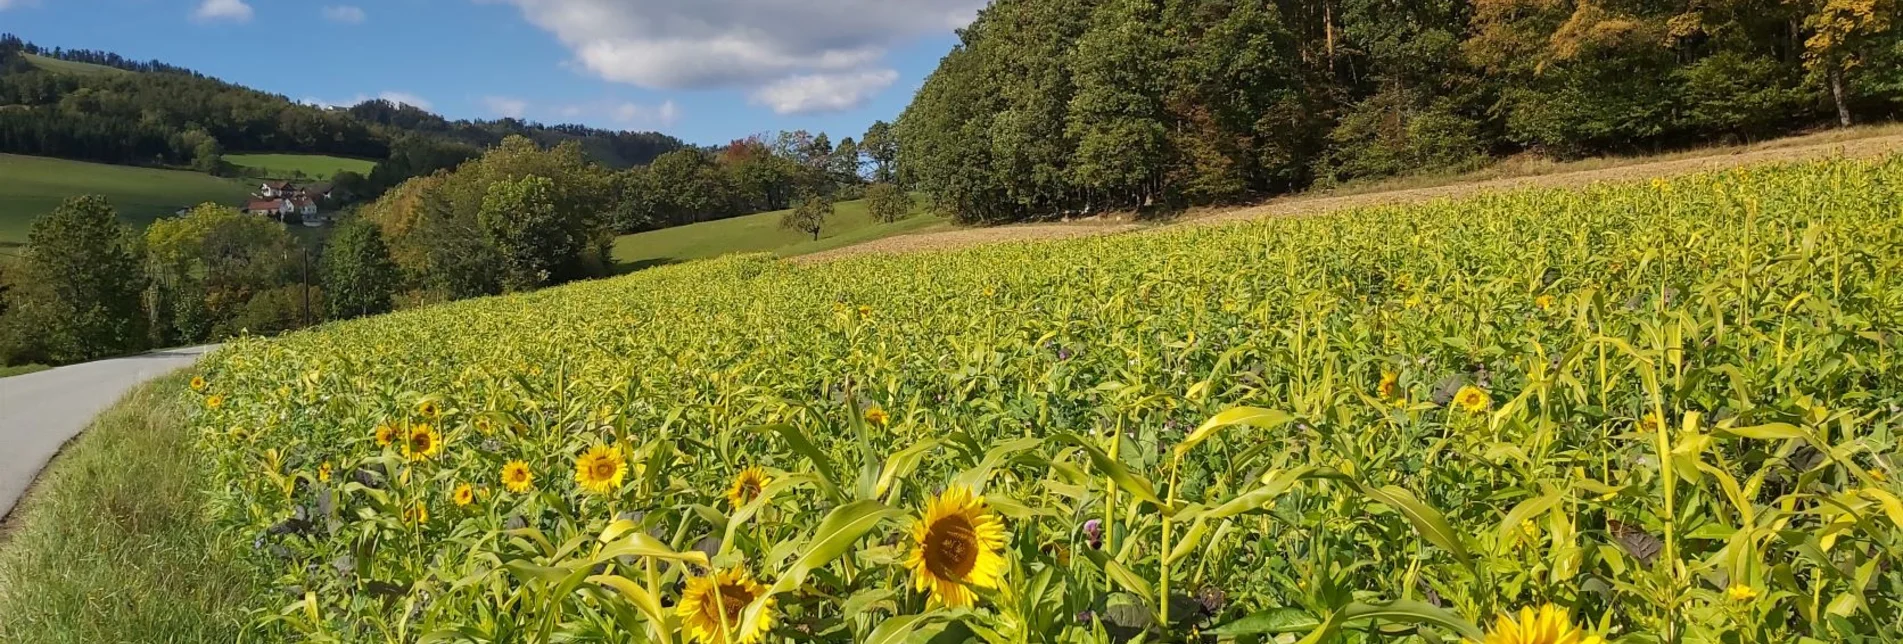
[[246, 181, 328, 224]]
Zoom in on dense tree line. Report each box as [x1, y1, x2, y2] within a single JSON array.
[[1, 34, 205, 76], [0, 33, 686, 194], [359, 136, 617, 302], [0, 197, 326, 365], [899, 0, 1903, 223], [610, 126, 888, 232]]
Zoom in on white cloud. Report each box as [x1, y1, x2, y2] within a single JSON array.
[[322, 5, 366, 24], [375, 91, 433, 110], [612, 100, 680, 127], [483, 96, 530, 119], [750, 69, 898, 114], [0, 0, 36, 11], [193, 0, 254, 23], [495, 0, 981, 109]]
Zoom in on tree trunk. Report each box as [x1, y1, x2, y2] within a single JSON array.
[[1829, 64, 1853, 127]]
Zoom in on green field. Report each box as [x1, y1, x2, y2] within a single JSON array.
[[0, 154, 252, 245], [226, 153, 377, 180], [611, 198, 947, 270], [23, 54, 129, 76]]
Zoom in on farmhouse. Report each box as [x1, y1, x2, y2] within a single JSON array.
[[244, 196, 318, 219], [245, 181, 328, 223]]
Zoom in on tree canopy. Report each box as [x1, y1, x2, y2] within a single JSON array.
[[898, 0, 1903, 223]]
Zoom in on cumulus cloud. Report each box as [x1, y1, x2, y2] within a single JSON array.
[[497, 0, 981, 110], [483, 96, 530, 119], [322, 5, 366, 24], [375, 91, 434, 110], [193, 0, 254, 23], [612, 100, 680, 127], [750, 70, 899, 115]]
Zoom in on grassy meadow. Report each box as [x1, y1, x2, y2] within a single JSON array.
[[227, 153, 378, 180], [0, 374, 262, 643], [187, 156, 1903, 642], [0, 154, 251, 245], [23, 54, 128, 76], [611, 198, 946, 270]]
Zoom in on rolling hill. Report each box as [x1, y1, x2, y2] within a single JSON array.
[[0, 154, 251, 245], [611, 198, 946, 270], [226, 153, 377, 179]]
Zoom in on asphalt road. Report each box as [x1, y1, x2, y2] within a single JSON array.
[[0, 345, 217, 519]]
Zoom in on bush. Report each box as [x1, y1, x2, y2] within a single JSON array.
[[864, 183, 914, 223]]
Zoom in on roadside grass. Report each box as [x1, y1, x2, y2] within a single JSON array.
[[0, 154, 252, 246], [227, 153, 377, 180], [0, 364, 48, 378], [611, 198, 948, 271], [0, 373, 263, 643]]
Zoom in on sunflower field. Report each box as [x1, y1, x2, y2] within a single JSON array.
[[191, 156, 1903, 643]]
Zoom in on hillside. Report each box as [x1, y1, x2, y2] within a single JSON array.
[[225, 153, 377, 179], [611, 198, 946, 270], [0, 154, 251, 245], [0, 33, 686, 180], [184, 154, 1903, 641], [22, 54, 125, 76]]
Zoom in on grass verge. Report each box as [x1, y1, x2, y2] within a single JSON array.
[[0, 364, 48, 378], [0, 373, 262, 643]]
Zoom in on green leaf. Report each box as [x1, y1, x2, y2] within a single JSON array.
[[1494, 491, 1560, 554], [738, 500, 900, 640], [1207, 607, 1322, 636], [865, 613, 946, 644], [1716, 423, 1807, 440], [1207, 466, 1327, 519], [588, 574, 669, 635], [1335, 599, 1484, 640], [1051, 433, 1170, 513], [951, 437, 1041, 491], [1176, 407, 1293, 460], [876, 439, 941, 499], [1352, 482, 1472, 567], [749, 423, 845, 500]]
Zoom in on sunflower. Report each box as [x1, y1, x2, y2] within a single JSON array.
[[404, 502, 429, 525], [1536, 295, 1556, 312], [573, 444, 626, 495], [676, 567, 775, 644], [452, 482, 475, 507], [502, 460, 534, 493], [404, 424, 444, 461], [1377, 372, 1399, 399], [856, 305, 873, 317], [375, 423, 396, 447], [864, 406, 891, 426], [905, 486, 1008, 607], [189, 376, 207, 392], [417, 399, 441, 419], [1469, 605, 1602, 644], [205, 394, 224, 410], [727, 467, 771, 509], [1726, 584, 1758, 602], [1454, 386, 1490, 413], [318, 461, 333, 483]]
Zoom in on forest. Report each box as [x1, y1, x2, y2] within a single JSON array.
[[0, 33, 685, 195], [897, 0, 1903, 223]]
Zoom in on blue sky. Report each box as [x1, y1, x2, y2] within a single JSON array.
[[0, 0, 985, 146]]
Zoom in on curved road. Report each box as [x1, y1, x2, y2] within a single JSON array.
[[0, 345, 217, 519]]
